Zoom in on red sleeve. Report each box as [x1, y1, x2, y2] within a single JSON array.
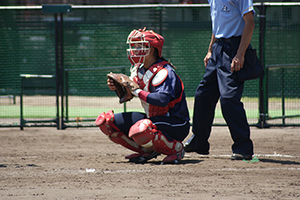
[[138, 90, 149, 102]]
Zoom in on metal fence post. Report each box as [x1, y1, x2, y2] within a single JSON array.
[[159, 6, 163, 35], [42, 5, 72, 129], [257, 2, 268, 128], [20, 77, 24, 130]]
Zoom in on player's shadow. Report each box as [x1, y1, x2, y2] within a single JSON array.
[[121, 159, 203, 165], [149, 159, 203, 165], [179, 159, 204, 165], [118, 158, 203, 165], [259, 158, 300, 165]]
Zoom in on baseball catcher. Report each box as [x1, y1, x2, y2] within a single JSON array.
[[95, 27, 190, 164]]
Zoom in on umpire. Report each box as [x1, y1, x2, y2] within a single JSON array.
[[184, 0, 256, 160]]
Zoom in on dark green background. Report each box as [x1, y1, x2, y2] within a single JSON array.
[[1, 5, 299, 98]]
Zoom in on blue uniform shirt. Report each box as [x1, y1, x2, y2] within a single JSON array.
[[208, 0, 255, 39]]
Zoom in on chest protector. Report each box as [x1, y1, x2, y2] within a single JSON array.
[[133, 61, 178, 118]]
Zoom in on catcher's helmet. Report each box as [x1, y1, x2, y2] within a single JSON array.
[[127, 27, 164, 66]]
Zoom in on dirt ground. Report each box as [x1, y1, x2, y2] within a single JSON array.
[[0, 126, 299, 200]]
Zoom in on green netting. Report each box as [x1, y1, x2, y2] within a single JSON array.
[[0, 4, 300, 128]]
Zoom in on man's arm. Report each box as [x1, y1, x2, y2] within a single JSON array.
[[204, 33, 217, 68], [231, 11, 255, 72]]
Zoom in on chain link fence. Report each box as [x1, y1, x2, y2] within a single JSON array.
[[0, 3, 299, 129]]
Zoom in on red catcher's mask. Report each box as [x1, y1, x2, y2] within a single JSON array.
[[126, 27, 164, 66]]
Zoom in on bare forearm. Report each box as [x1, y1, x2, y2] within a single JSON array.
[[231, 11, 255, 72], [236, 12, 255, 58], [208, 33, 217, 53]]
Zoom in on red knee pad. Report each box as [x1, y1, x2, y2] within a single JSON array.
[[129, 119, 183, 156], [95, 110, 119, 136], [95, 112, 106, 127], [95, 111, 144, 154], [129, 119, 158, 148]]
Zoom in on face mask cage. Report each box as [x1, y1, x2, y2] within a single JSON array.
[[126, 30, 150, 66]]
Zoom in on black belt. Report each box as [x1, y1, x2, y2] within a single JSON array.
[[217, 36, 241, 44]]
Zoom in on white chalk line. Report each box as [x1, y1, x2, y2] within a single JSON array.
[[213, 167, 300, 172], [185, 152, 300, 159], [101, 169, 155, 174], [94, 167, 300, 174], [254, 153, 299, 158]]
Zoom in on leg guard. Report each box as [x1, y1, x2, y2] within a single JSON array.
[[129, 119, 157, 149], [129, 119, 184, 156], [95, 110, 144, 154], [152, 132, 185, 164], [152, 133, 184, 156]]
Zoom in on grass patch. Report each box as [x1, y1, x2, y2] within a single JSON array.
[[1, 96, 300, 120]]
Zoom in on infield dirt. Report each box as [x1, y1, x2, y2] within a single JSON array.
[[0, 126, 299, 199]]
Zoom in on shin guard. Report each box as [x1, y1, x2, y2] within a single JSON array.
[[129, 119, 184, 156], [152, 133, 183, 156], [95, 110, 144, 154]]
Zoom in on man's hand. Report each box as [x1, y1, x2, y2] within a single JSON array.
[[231, 55, 245, 72], [204, 52, 212, 68]]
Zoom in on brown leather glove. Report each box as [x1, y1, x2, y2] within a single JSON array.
[[107, 72, 140, 103]]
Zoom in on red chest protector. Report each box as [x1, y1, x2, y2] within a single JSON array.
[[133, 61, 168, 91], [133, 61, 170, 117]]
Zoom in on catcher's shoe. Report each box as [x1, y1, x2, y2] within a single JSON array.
[[127, 151, 160, 163], [125, 152, 143, 160], [162, 148, 185, 164]]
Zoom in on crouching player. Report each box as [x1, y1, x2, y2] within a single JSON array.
[[95, 28, 190, 164]]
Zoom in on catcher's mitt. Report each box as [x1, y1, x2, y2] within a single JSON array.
[[107, 72, 140, 103]]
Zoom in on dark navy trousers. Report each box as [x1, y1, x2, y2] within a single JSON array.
[[114, 112, 190, 142], [190, 37, 254, 156]]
